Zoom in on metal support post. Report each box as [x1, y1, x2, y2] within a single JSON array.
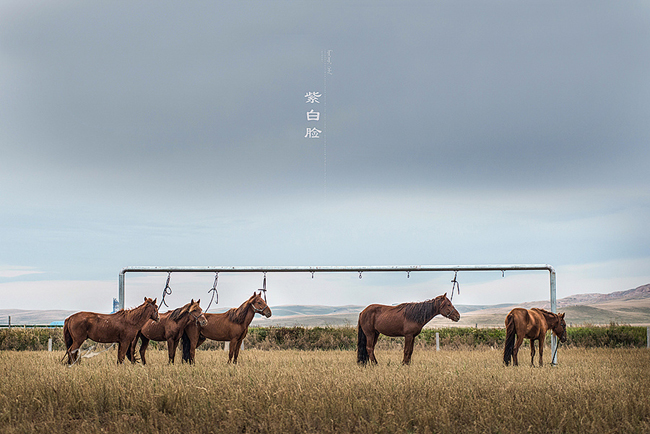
[[550, 269, 558, 365]]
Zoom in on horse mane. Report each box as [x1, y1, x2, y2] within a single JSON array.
[[227, 299, 251, 324], [530, 308, 560, 324], [117, 300, 154, 325], [169, 302, 191, 322], [396, 297, 441, 325]]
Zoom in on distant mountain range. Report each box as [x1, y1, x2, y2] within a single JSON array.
[[2, 284, 649, 327], [251, 284, 650, 327]]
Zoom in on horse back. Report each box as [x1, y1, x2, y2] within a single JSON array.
[[360, 304, 415, 337], [511, 308, 546, 339], [200, 312, 243, 341], [68, 311, 127, 344]]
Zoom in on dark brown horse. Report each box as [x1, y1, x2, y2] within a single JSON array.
[[503, 307, 567, 367], [63, 297, 159, 365], [181, 292, 271, 364], [127, 299, 207, 365], [357, 293, 460, 365]]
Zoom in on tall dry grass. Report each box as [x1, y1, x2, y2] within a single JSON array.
[[1, 347, 648, 433]]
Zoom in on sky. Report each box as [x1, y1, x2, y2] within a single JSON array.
[[1, 1, 649, 314]]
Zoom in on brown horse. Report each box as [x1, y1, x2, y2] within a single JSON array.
[[357, 293, 460, 365], [127, 299, 208, 365], [63, 297, 159, 365], [181, 292, 271, 364], [503, 307, 567, 367]]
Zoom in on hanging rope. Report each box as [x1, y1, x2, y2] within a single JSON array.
[[450, 271, 460, 301], [66, 343, 116, 366], [205, 272, 219, 312], [259, 272, 267, 302], [160, 272, 172, 308]]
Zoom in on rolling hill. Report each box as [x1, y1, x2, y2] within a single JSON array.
[[2, 284, 649, 327]]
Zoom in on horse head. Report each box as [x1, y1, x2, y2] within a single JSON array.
[[145, 297, 160, 322], [249, 292, 272, 318], [437, 293, 461, 322], [553, 312, 567, 343], [189, 299, 208, 326]]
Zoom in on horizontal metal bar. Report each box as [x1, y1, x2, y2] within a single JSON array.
[[121, 264, 554, 275]]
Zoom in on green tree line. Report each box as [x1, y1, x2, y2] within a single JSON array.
[[1, 324, 647, 351]]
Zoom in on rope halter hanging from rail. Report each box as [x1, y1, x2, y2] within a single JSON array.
[[205, 272, 219, 313], [450, 271, 460, 301], [160, 272, 173, 308], [259, 272, 267, 302]]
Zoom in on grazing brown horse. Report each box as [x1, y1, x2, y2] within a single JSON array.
[[357, 293, 460, 365], [127, 299, 208, 365], [181, 292, 271, 364], [503, 307, 567, 367], [63, 297, 159, 365]]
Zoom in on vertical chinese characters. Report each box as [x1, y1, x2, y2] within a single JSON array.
[[304, 92, 322, 139]]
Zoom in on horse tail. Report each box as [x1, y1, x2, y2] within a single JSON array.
[[503, 312, 516, 366], [62, 319, 73, 364], [181, 330, 191, 363], [357, 319, 369, 365]]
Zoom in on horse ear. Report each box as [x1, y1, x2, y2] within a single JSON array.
[[196, 299, 200, 304], [144, 296, 147, 302], [153, 298, 157, 304], [443, 292, 447, 298], [191, 299, 194, 303], [560, 313, 565, 318]]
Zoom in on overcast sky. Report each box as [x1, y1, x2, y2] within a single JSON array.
[[1, 1, 649, 314]]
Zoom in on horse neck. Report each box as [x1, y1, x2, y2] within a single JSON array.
[[240, 305, 255, 327], [536, 309, 559, 328], [404, 299, 438, 325], [125, 304, 153, 326], [425, 299, 442, 323], [229, 300, 254, 325], [169, 305, 190, 324], [172, 311, 192, 328]]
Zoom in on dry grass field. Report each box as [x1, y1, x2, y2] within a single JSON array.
[[1, 347, 649, 433]]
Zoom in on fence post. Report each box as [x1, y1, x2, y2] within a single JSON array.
[[48, 338, 53, 352], [8, 316, 10, 329], [647, 327, 649, 349], [436, 332, 440, 351], [224, 341, 243, 352]]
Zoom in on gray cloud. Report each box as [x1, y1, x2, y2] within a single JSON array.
[[1, 1, 648, 301]]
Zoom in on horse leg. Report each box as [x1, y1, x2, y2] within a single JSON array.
[[538, 339, 544, 367], [167, 338, 178, 364], [513, 335, 525, 366], [181, 327, 200, 364], [139, 337, 150, 365], [367, 331, 379, 364], [228, 338, 238, 363], [117, 341, 129, 364], [403, 335, 415, 365], [530, 339, 536, 367], [67, 340, 83, 365], [232, 339, 244, 364]]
